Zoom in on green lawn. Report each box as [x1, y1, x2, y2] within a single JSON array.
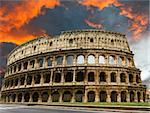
[[55, 102, 150, 106]]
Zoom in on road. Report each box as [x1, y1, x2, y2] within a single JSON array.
[[0, 104, 117, 113]]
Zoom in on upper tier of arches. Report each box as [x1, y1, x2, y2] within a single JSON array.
[[8, 29, 130, 65]]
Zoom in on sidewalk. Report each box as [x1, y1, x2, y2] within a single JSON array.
[[1, 103, 150, 113], [27, 103, 150, 112]]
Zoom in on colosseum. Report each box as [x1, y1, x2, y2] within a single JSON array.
[[0, 29, 146, 104]]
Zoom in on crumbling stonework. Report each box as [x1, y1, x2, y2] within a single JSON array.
[[1, 29, 146, 103]]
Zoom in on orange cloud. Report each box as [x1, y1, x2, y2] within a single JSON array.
[[0, 0, 59, 44], [85, 19, 103, 28], [120, 7, 149, 40], [81, 0, 121, 10], [80, 0, 149, 40]]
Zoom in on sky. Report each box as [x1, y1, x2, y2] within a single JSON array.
[[0, 0, 149, 80]]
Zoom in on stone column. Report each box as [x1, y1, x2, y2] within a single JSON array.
[[115, 55, 118, 65], [140, 92, 143, 102], [45, 57, 48, 68], [71, 91, 75, 103], [106, 55, 109, 65], [21, 93, 25, 103], [126, 91, 130, 102], [31, 75, 35, 86], [29, 93, 32, 102], [63, 55, 66, 66], [59, 91, 63, 103], [61, 70, 64, 83], [84, 70, 88, 84], [116, 71, 120, 84], [95, 69, 99, 85], [106, 71, 110, 84], [6, 96, 8, 103], [24, 74, 27, 86], [73, 55, 77, 66], [18, 77, 21, 88], [117, 91, 121, 102], [52, 56, 55, 67], [95, 54, 99, 66], [83, 90, 88, 103], [126, 72, 129, 84], [38, 92, 42, 103], [40, 73, 44, 85], [73, 69, 76, 83], [134, 91, 138, 102], [48, 91, 52, 102], [50, 69, 53, 84], [133, 74, 136, 84], [107, 90, 111, 102], [15, 94, 18, 102], [27, 61, 30, 70], [35, 58, 38, 69], [95, 89, 100, 102]]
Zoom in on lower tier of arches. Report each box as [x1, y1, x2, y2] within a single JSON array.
[[1, 87, 146, 103]]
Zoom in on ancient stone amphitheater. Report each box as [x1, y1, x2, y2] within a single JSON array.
[[1, 29, 146, 104]]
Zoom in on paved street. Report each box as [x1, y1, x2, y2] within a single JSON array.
[[0, 104, 148, 113], [0, 104, 118, 113]]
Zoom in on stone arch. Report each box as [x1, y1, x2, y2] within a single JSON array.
[[88, 55, 95, 64], [130, 91, 134, 102], [66, 55, 74, 65], [30, 60, 35, 68], [75, 90, 84, 102], [56, 56, 63, 65], [20, 76, 25, 85], [77, 55, 84, 64], [47, 57, 52, 66], [42, 92, 49, 102], [43, 73, 50, 83], [12, 94, 16, 102], [38, 57, 44, 67], [120, 73, 126, 82], [118, 56, 123, 65], [99, 91, 107, 102], [24, 92, 30, 102], [129, 74, 133, 83], [14, 78, 18, 86], [34, 74, 41, 84], [87, 91, 95, 102], [53, 72, 61, 83], [137, 92, 141, 102], [143, 92, 145, 102], [32, 92, 39, 102], [109, 55, 115, 64], [88, 72, 95, 82], [8, 95, 11, 102], [63, 91, 72, 102], [76, 71, 84, 82], [99, 72, 106, 82], [111, 91, 117, 102], [136, 75, 140, 83], [121, 91, 126, 102], [110, 72, 116, 82], [18, 93, 22, 102], [51, 91, 60, 102], [65, 72, 73, 82], [99, 55, 105, 64], [27, 75, 32, 85], [23, 61, 28, 70]]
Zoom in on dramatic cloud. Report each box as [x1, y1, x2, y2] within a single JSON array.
[[80, 0, 149, 40], [0, 0, 59, 44], [0, 0, 149, 80]]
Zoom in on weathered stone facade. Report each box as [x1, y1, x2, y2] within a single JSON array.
[[1, 29, 146, 103]]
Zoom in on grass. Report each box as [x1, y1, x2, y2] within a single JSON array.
[[54, 102, 150, 107]]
